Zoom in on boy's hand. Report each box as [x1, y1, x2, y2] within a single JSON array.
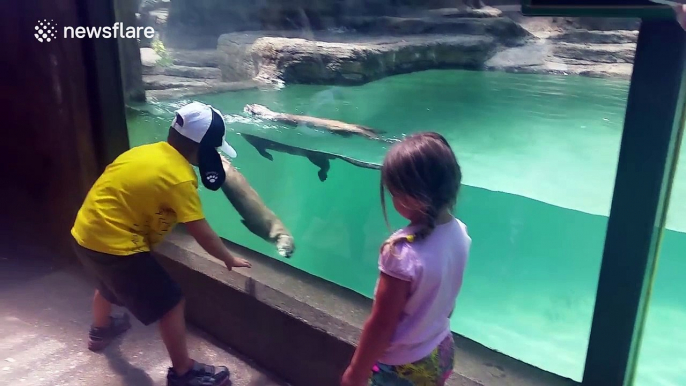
[[186, 219, 252, 271], [224, 255, 252, 271]]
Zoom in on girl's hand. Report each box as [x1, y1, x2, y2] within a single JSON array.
[[341, 366, 368, 386], [342, 272, 410, 386]]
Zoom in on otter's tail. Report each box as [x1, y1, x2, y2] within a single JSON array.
[[336, 155, 382, 170], [357, 124, 386, 135]]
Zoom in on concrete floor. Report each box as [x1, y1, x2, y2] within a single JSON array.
[[0, 250, 287, 386]]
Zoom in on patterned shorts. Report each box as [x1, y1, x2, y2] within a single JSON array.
[[369, 334, 455, 386]]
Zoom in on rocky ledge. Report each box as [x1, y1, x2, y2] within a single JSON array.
[[138, 9, 640, 95], [486, 29, 637, 79], [214, 12, 638, 86], [140, 48, 258, 100], [144, 79, 258, 100], [216, 15, 532, 86], [219, 32, 502, 85]]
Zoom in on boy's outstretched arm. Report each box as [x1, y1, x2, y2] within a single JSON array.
[[185, 219, 252, 271]]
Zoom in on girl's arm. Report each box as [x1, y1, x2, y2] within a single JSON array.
[[341, 272, 411, 386]]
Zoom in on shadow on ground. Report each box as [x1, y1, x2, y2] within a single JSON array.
[[0, 252, 287, 386]]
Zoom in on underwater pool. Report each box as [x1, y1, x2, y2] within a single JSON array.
[[126, 69, 686, 385]]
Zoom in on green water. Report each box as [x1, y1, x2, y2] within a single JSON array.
[[126, 70, 686, 385]]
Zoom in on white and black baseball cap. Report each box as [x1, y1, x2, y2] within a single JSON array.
[[171, 101, 237, 191]]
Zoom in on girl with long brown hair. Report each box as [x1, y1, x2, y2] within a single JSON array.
[[342, 132, 472, 386]]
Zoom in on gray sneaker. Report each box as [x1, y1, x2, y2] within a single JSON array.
[[88, 313, 131, 351], [167, 361, 232, 386]]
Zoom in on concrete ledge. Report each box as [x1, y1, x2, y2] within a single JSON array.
[[155, 229, 579, 386]]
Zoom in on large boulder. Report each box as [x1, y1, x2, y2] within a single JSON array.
[[218, 31, 497, 85], [215, 15, 531, 86]]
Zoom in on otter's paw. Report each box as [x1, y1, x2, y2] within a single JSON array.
[[276, 234, 295, 258]]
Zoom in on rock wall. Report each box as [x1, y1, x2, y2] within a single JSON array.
[[165, 0, 341, 49], [164, 0, 510, 48], [133, 0, 641, 99], [217, 15, 532, 86], [219, 32, 499, 86]]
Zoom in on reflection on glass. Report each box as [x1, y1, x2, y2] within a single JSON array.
[[119, 1, 647, 382], [635, 134, 685, 386]]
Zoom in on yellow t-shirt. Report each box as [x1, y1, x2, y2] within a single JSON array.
[[71, 142, 205, 256]]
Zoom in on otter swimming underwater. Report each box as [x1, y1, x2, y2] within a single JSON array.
[[241, 133, 381, 182], [243, 104, 395, 143]]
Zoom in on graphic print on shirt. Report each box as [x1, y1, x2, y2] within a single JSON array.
[[128, 220, 150, 254], [127, 206, 177, 253], [148, 205, 177, 247]]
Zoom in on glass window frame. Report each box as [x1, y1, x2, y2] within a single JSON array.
[[582, 18, 686, 386], [83, 2, 686, 384]]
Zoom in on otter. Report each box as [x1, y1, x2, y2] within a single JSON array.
[[219, 156, 295, 258], [241, 133, 381, 182], [243, 104, 392, 142]]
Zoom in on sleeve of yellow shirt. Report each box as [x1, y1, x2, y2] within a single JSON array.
[[169, 181, 205, 223]]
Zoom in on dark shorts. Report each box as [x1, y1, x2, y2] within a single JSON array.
[[72, 239, 183, 326]]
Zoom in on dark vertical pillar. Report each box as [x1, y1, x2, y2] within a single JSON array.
[[0, 0, 130, 260], [0, 0, 97, 258], [76, 0, 131, 168], [113, 0, 146, 103], [582, 19, 686, 386]]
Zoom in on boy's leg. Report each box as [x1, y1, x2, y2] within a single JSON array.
[[93, 289, 113, 328], [87, 288, 132, 351], [73, 241, 132, 351], [74, 244, 231, 385], [159, 298, 193, 375], [161, 298, 231, 386]]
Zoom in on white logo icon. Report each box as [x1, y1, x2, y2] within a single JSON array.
[[206, 172, 219, 183], [35, 19, 57, 43]]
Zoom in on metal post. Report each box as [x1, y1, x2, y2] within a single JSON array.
[[582, 19, 686, 386]]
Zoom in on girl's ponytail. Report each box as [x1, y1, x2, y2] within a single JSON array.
[[380, 206, 438, 257], [379, 131, 461, 258]]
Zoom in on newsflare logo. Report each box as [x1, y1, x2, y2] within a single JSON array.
[[35, 19, 57, 43], [34, 19, 155, 43]]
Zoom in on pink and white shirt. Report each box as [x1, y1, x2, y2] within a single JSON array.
[[377, 217, 471, 365]]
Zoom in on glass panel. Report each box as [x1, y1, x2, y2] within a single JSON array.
[[635, 133, 685, 386], [119, 1, 641, 381]]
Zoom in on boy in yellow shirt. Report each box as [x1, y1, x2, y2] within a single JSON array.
[[71, 101, 250, 386]]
